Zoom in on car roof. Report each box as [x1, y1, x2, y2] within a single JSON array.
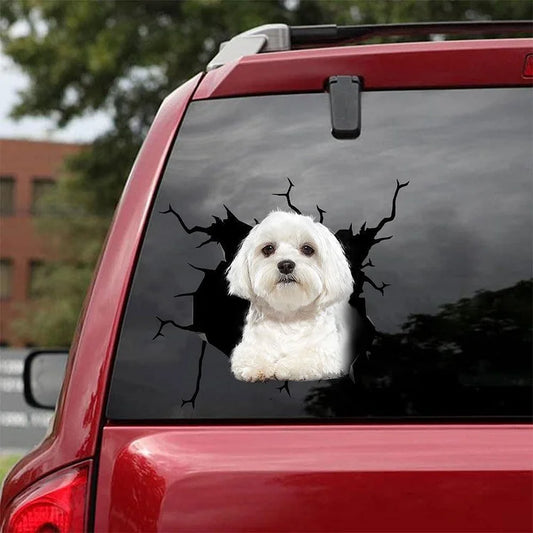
[[206, 21, 533, 71], [195, 38, 533, 100]]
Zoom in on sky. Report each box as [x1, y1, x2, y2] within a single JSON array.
[[0, 50, 111, 143]]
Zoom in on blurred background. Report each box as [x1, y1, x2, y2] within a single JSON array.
[[0, 0, 531, 462]]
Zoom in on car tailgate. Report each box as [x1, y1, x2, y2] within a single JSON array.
[[93, 424, 532, 532]]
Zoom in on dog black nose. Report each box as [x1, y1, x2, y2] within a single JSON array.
[[277, 260, 295, 274]]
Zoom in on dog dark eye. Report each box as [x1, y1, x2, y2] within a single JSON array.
[[262, 244, 275, 257], [301, 244, 315, 256]]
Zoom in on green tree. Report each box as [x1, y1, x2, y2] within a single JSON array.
[[1, 0, 531, 345], [305, 279, 533, 417]]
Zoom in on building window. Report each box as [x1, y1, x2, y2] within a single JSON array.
[[28, 260, 45, 299], [0, 259, 13, 299], [0, 176, 15, 216], [31, 177, 56, 214]]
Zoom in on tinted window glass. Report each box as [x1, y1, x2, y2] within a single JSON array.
[[28, 260, 45, 299], [108, 88, 532, 420], [31, 178, 56, 214], [0, 176, 15, 216], [0, 259, 13, 299]]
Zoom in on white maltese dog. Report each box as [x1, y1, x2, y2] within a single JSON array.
[[226, 211, 353, 382]]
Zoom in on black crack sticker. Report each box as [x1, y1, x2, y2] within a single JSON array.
[[153, 179, 408, 407]]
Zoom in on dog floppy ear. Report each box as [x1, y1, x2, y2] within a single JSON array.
[[226, 237, 253, 300], [314, 222, 353, 308]]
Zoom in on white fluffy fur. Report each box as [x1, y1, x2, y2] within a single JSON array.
[[226, 211, 353, 382]]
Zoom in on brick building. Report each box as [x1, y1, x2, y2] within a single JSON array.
[[0, 139, 83, 346]]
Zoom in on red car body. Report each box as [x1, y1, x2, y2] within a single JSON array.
[[2, 36, 532, 532]]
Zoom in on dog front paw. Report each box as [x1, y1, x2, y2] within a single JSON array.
[[231, 343, 275, 382], [232, 365, 271, 382]]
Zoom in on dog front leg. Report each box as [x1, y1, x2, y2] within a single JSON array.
[[230, 340, 276, 382]]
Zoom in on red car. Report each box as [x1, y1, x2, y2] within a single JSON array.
[[2, 21, 532, 532]]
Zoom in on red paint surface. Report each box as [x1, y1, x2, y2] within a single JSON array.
[[94, 425, 533, 532], [194, 39, 533, 99], [0, 73, 203, 512]]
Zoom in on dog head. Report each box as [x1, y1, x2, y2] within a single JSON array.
[[227, 211, 353, 313]]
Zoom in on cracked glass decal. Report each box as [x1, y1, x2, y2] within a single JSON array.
[[154, 179, 406, 399], [107, 89, 532, 420]]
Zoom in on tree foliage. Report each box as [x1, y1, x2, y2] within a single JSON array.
[[1, 0, 531, 345], [305, 280, 532, 417]]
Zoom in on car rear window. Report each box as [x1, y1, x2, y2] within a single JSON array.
[[107, 88, 532, 421]]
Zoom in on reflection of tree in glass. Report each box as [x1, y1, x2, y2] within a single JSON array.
[[305, 280, 532, 418], [154, 179, 408, 407]]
